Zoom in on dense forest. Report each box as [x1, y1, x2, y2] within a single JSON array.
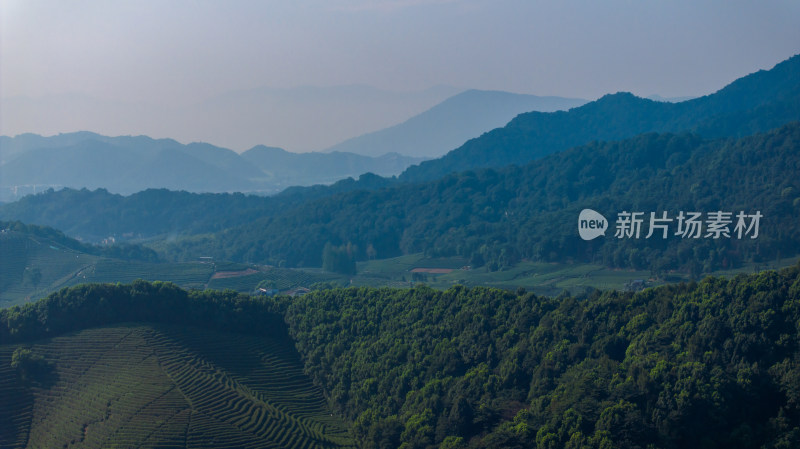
[[2, 265, 800, 448], [400, 54, 800, 182], [161, 123, 800, 275], [284, 264, 800, 448]]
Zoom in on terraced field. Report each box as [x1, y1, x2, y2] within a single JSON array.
[[0, 324, 354, 448], [206, 266, 340, 292], [77, 259, 214, 289]]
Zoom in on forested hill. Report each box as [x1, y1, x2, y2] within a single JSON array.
[[3, 265, 800, 448], [163, 122, 800, 274], [401, 54, 800, 182], [0, 281, 286, 344], [0, 188, 276, 242], [0, 173, 391, 242], [284, 264, 800, 448], [0, 282, 354, 448]]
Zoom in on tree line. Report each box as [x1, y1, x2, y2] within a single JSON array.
[[0, 280, 286, 345]]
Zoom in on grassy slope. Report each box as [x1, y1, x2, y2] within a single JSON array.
[[0, 229, 337, 307], [0, 229, 216, 306], [5, 225, 798, 308], [0, 230, 101, 305], [0, 323, 354, 449]]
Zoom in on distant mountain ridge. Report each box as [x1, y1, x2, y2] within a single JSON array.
[[400, 54, 800, 182], [324, 89, 586, 158], [0, 132, 423, 201], [1, 84, 461, 153], [241, 145, 421, 187]]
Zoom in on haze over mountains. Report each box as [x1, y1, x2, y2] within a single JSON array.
[[3, 54, 799, 264], [0, 132, 424, 201], [0, 84, 461, 153], [324, 90, 586, 158], [14, 50, 792, 204], [0, 88, 586, 202]]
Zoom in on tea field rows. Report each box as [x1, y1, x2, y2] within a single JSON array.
[[0, 324, 354, 448]]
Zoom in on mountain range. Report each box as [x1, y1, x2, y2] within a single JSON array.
[[12, 49, 795, 203], [157, 122, 800, 274], [0, 88, 589, 202], [400, 54, 800, 181], [0, 132, 424, 201], [6, 124, 795, 278], [0, 85, 461, 153], [2, 54, 799, 276], [2, 53, 800, 449]]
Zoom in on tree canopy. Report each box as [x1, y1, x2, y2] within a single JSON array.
[[285, 264, 800, 448]]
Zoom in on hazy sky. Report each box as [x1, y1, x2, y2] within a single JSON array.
[[2, 0, 800, 150]]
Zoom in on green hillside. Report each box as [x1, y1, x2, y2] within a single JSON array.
[[2, 268, 800, 448], [0, 221, 339, 307], [0, 228, 101, 305], [161, 123, 800, 276], [0, 282, 354, 448], [284, 264, 800, 448], [0, 324, 353, 448], [0, 225, 213, 307], [0, 189, 280, 243], [0, 173, 393, 244]]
